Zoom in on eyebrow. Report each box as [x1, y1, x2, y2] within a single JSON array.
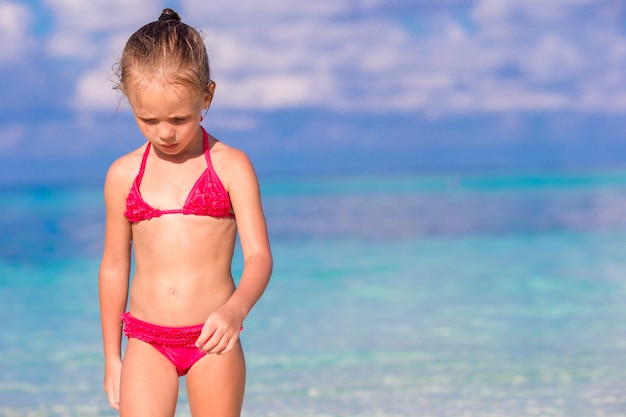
[[136, 114, 192, 120]]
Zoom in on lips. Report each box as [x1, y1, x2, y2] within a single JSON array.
[[161, 143, 179, 151]]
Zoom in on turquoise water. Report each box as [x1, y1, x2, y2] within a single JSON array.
[[2, 171, 626, 416]]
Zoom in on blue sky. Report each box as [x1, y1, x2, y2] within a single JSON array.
[[1, 0, 626, 183]]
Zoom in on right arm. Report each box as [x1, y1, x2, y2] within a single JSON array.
[[98, 159, 133, 410]]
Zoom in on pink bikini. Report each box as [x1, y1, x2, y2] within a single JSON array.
[[122, 127, 237, 376], [124, 127, 235, 223], [121, 313, 207, 376]]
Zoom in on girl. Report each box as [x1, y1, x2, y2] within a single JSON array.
[[98, 8, 272, 417]]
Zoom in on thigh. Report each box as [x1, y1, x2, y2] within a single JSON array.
[[186, 341, 246, 417], [119, 338, 180, 417]]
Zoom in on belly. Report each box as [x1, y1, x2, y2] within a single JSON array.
[[128, 215, 237, 325], [129, 272, 236, 326]]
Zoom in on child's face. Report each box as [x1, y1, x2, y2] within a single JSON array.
[[129, 80, 211, 156]]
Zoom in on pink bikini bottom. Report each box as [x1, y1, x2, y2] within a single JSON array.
[[121, 312, 206, 376]]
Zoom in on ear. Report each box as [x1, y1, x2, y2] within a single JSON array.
[[202, 81, 216, 110]]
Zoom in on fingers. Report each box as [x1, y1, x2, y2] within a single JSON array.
[[195, 308, 244, 354], [108, 396, 120, 411], [196, 328, 240, 355], [219, 335, 239, 355], [105, 380, 120, 410], [195, 323, 216, 350], [197, 331, 227, 354]]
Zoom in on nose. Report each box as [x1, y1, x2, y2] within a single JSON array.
[[157, 124, 175, 142]]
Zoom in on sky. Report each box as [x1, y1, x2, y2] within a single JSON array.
[[1, 0, 626, 183]]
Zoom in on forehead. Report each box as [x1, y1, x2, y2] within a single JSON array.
[[129, 79, 200, 113]]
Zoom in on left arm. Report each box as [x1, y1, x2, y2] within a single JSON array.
[[197, 150, 273, 354]]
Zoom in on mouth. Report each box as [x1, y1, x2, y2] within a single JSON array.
[[161, 143, 179, 151]]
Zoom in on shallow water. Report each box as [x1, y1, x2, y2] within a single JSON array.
[[1, 171, 626, 416]]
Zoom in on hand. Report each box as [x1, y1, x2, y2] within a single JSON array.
[[103, 358, 122, 410], [195, 305, 243, 355]]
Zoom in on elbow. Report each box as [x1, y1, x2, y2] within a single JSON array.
[[246, 250, 273, 281]]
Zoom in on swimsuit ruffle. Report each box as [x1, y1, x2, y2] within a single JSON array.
[[121, 312, 203, 348]]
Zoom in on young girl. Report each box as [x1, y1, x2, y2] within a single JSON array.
[[98, 8, 272, 417]]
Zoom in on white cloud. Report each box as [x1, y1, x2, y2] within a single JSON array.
[[0, 1, 33, 64], [73, 66, 120, 110], [44, 0, 155, 59], [183, 0, 350, 22], [218, 73, 322, 110], [51, 0, 626, 116]]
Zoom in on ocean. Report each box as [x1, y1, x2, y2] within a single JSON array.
[[1, 170, 626, 416]]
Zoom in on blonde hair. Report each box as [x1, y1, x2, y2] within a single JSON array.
[[114, 8, 211, 101]]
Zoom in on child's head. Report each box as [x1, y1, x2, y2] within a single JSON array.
[[115, 8, 211, 105]]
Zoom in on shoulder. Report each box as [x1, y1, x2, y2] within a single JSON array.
[[210, 139, 266, 218], [104, 145, 146, 198], [106, 146, 145, 181], [210, 137, 251, 164], [210, 138, 257, 186]]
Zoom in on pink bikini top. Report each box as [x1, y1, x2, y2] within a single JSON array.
[[125, 128, 235, 223]]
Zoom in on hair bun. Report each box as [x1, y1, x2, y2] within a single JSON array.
[[158, 8, 181, 22]]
